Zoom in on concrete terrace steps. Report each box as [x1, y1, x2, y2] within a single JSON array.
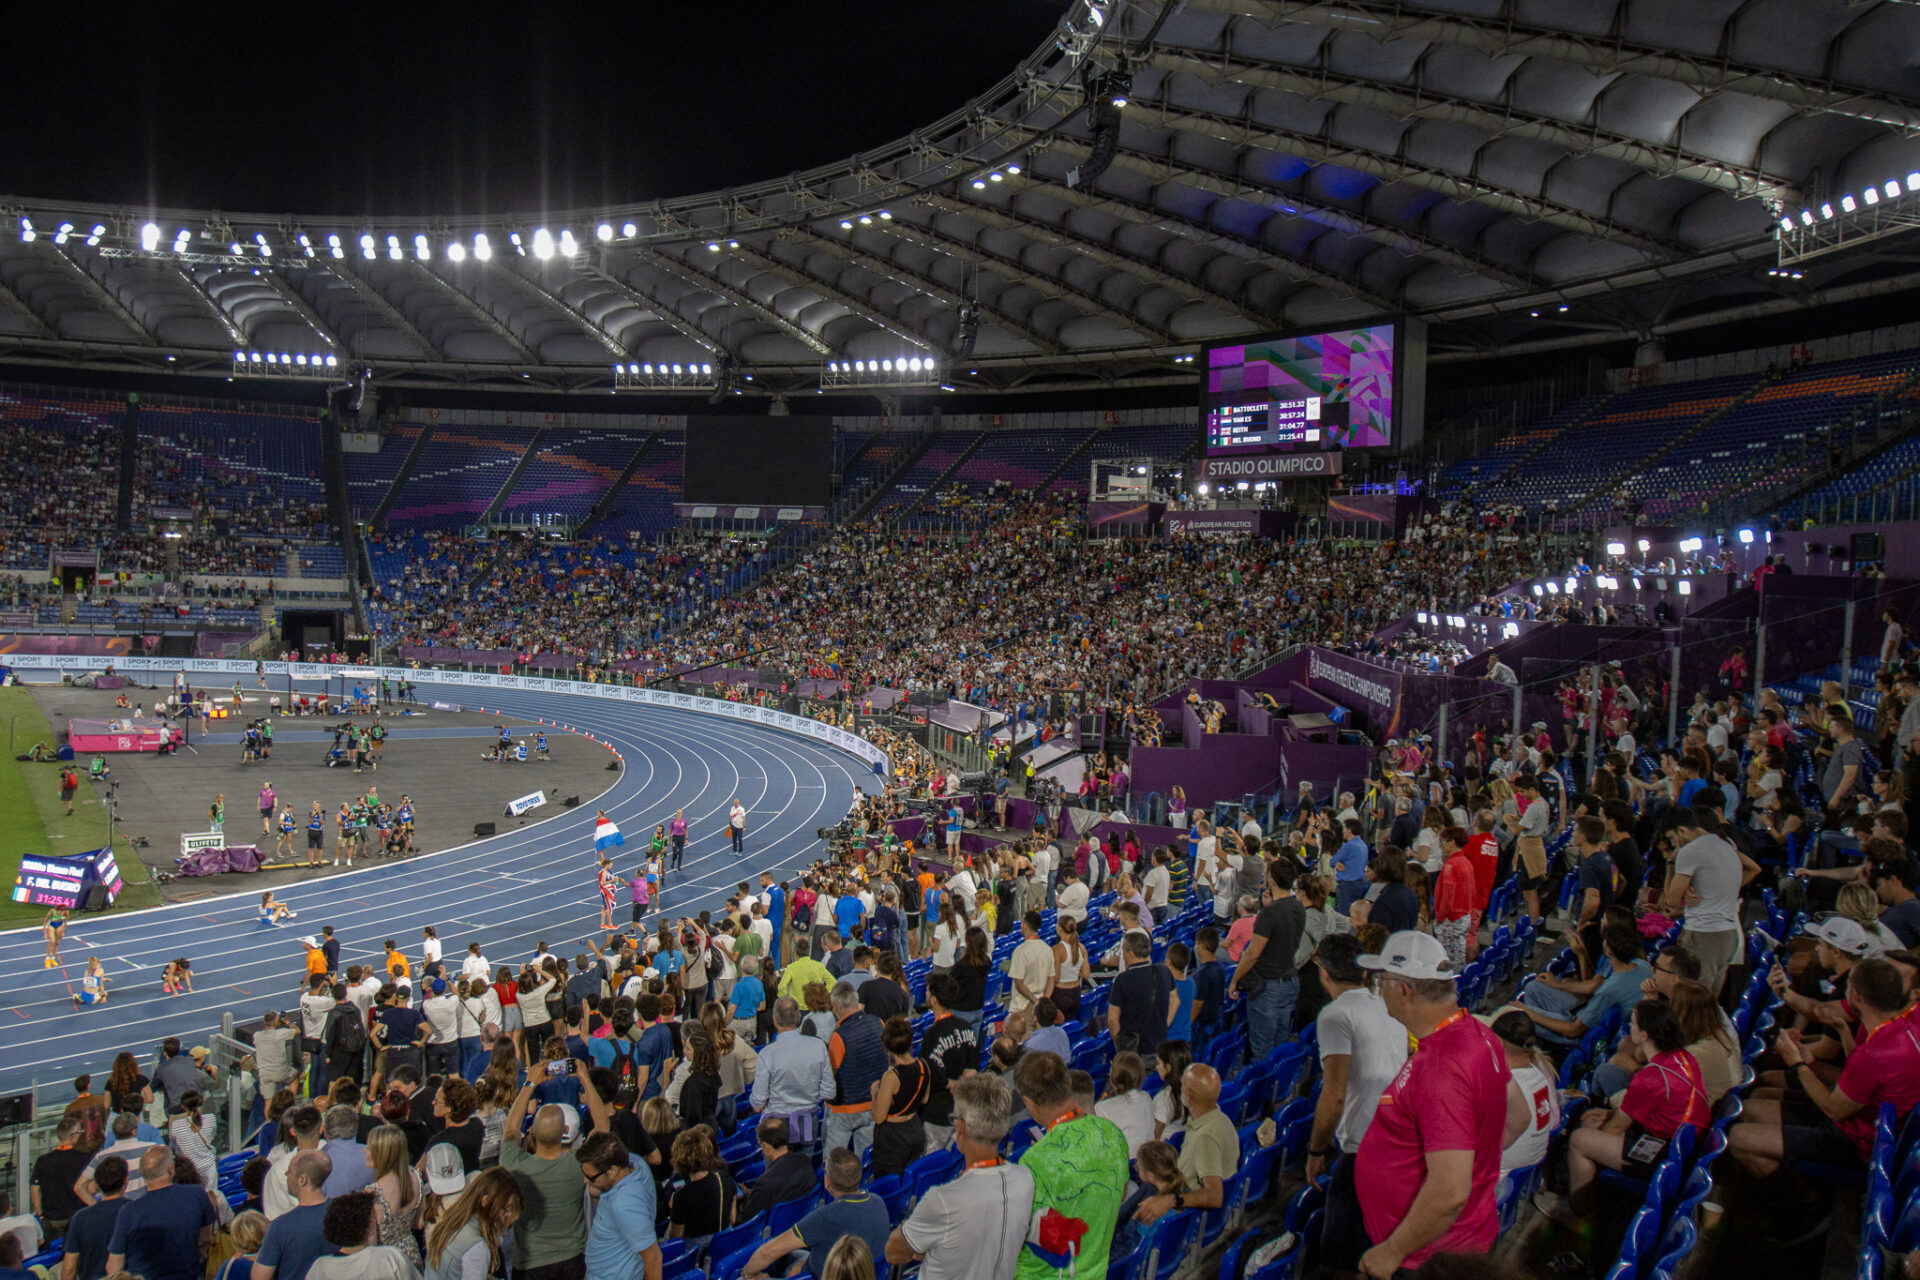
[[369, 421, 437, 529]]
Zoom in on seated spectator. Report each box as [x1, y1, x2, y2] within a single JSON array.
[[1534, 1000, 1708, 1224], [1515, 923, 1651, 1048], [1728, 957, 1920, 1178], [742, 1148, 886, 1280]]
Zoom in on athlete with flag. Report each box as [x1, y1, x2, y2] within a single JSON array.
[[597, 857, 617, 930], [594, 811, 624, 850]]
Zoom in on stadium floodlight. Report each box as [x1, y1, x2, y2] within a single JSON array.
[[266, 352, 278, 364], [1605, 542, 1626, 557], [1780, 215, 1796, 230], [882, 358, 894, 370], [140, 222, 161, 251], [558, 230, 578, 257], [858, 215, 872, 225], [532, 228, 554, 260], [296, 354, 308, 365], [447, 241, 466, 262], [1677, 580, 1692, 596], [1005, 164, 1021, 175], [707, 242, 721, 252], [1866, 187, 1881, 206], [19, 218, 34, 243], [1503, 622, 1520, 639], [1800, 210, 1814, 225], [1544, 582, 1557, 594], [1678, 536, 1703, 553], [228, 242, 243, 255], [54, 222, 73, 245], [596, 224, 613, 241], [250, 351, 262, 361], [1907, 176, 1920, 194], [1196, 482, 1209, 496], [877, 210, 892, 219], [855, 360, 866, 371], [1841, 195, 1857, 213], [173, 229, 191, 252], [1637, 539, 1650, 552], [474, 233, 492, 261], [414, 234, 431, 260], [702, 363, 713, 374], [988, 172, 1004, 182], [325, 355, 337, 367], [642, 364, 653, 374], [1631, 578, 1642, 591], [1738, 528, 1754, 543], [386, 234, 402, 260], [360, 233, 376, 259], [1820, 202, 1834, 220], [840, 220, 853, 229], [622, 222, 636, 237], [86, 225, 104, 246], [328, 233, 344, 259], [971, 178, 987, 190], [672, 363, 682, 374], [234, 350, 246, 361]]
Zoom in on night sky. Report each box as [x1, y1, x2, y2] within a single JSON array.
[[4, 3, 1068, 217]]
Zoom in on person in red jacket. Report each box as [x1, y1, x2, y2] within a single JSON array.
[[1431, 827, 1479, 968]]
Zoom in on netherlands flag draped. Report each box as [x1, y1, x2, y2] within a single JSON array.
[[594, 817, 624, 850]]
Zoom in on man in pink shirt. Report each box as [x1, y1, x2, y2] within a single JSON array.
[[1333, 932, 1509, 1279]]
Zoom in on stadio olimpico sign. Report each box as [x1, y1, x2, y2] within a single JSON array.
[[1204, 450, 1344, 482]]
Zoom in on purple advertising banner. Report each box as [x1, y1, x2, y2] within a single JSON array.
[[672, 504, 825, 522], [1202, 450, 1344, 483], [1300, 647, 1406, 736], [1087, 500, 1166, 530], [1166, 510, 1292, 538], [0, 635, 133, 656]]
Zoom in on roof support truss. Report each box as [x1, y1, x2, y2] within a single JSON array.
[[1146, 48, 1799, 201], [644, 250, 832, 354], [573, 259, 729, 356], [173, 266, 252, 349], [717, 239, 957, 353], [495, 262, 629, 356], [327, 262, 442, 361], [0, 273, 54, 339], [414, 264, 540, 363], [48, 245, 159, 346], [1111, 95, 1683, 256], [1178, 0, 1920, 131], [775, 229, 1066, 355], [256, 270, 349, 356]]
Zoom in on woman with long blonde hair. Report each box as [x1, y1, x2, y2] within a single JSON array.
[[423, 1167, 520, 1280], [364, 1124, 423, 1266]]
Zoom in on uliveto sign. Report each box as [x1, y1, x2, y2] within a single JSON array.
[[1204, 450, 1344, 482]]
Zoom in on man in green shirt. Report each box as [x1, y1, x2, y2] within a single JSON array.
[[1011, 1051, 1128, 1280], [500, 1058, 611, 1280], [775, 939, 832, 1004]]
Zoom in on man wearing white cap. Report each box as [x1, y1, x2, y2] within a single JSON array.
[[1764, 915, 1873, 1076], [1333, 932, 1509, 1280]]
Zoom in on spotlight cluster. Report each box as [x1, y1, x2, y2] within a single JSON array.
[[231, 351, 340, 379], [821, 356, 941, 386]]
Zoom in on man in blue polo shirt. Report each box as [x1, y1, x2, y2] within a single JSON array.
[[1330, 819, 1371, 914], [834, 887, 865, 940], [945, 802, 963, 857], [581, 1132, 660, 1280]]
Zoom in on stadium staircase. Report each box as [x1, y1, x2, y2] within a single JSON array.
[[368, 421, 437, 529], [477, 427, 550, 524], [1554, 376, 1768, 526], [885, 430, 988, 524], [843, 426, 943, 525], [1736, 368, 1920, 525], [573, 429, 664, 539], [1439, 395, 1610, 500], [1035, 425, 1108, 492]]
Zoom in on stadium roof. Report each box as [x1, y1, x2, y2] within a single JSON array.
[[3, 0, 1919, 397]]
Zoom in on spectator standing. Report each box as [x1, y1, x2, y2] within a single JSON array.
[[1337, 933, 1509, 1279], [1006, 912, 1055, 1017], [106, 1148, 218, 1280], [1303, 935, 1408, 1193], [824, 982, 886, 1160], [499, 1060, 611, 1280], [1107, 934, 1172, 1058], [1228, 859, 1305, 1059], [749, 998, 836, 1147], [888, 1075, 1034, 1280], [1330, 821, 1370, 915], [1660, 806, 1756, 996], [1010, 1054, 1128, 1280], [253, 1150, 334, 1280], [31, 1116, 90, 1237], [578, 1132, 661, 1280], [61, 1154, 130, 1280]]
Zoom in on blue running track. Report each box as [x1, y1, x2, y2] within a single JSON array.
[[0, 680, 875, 1096]]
